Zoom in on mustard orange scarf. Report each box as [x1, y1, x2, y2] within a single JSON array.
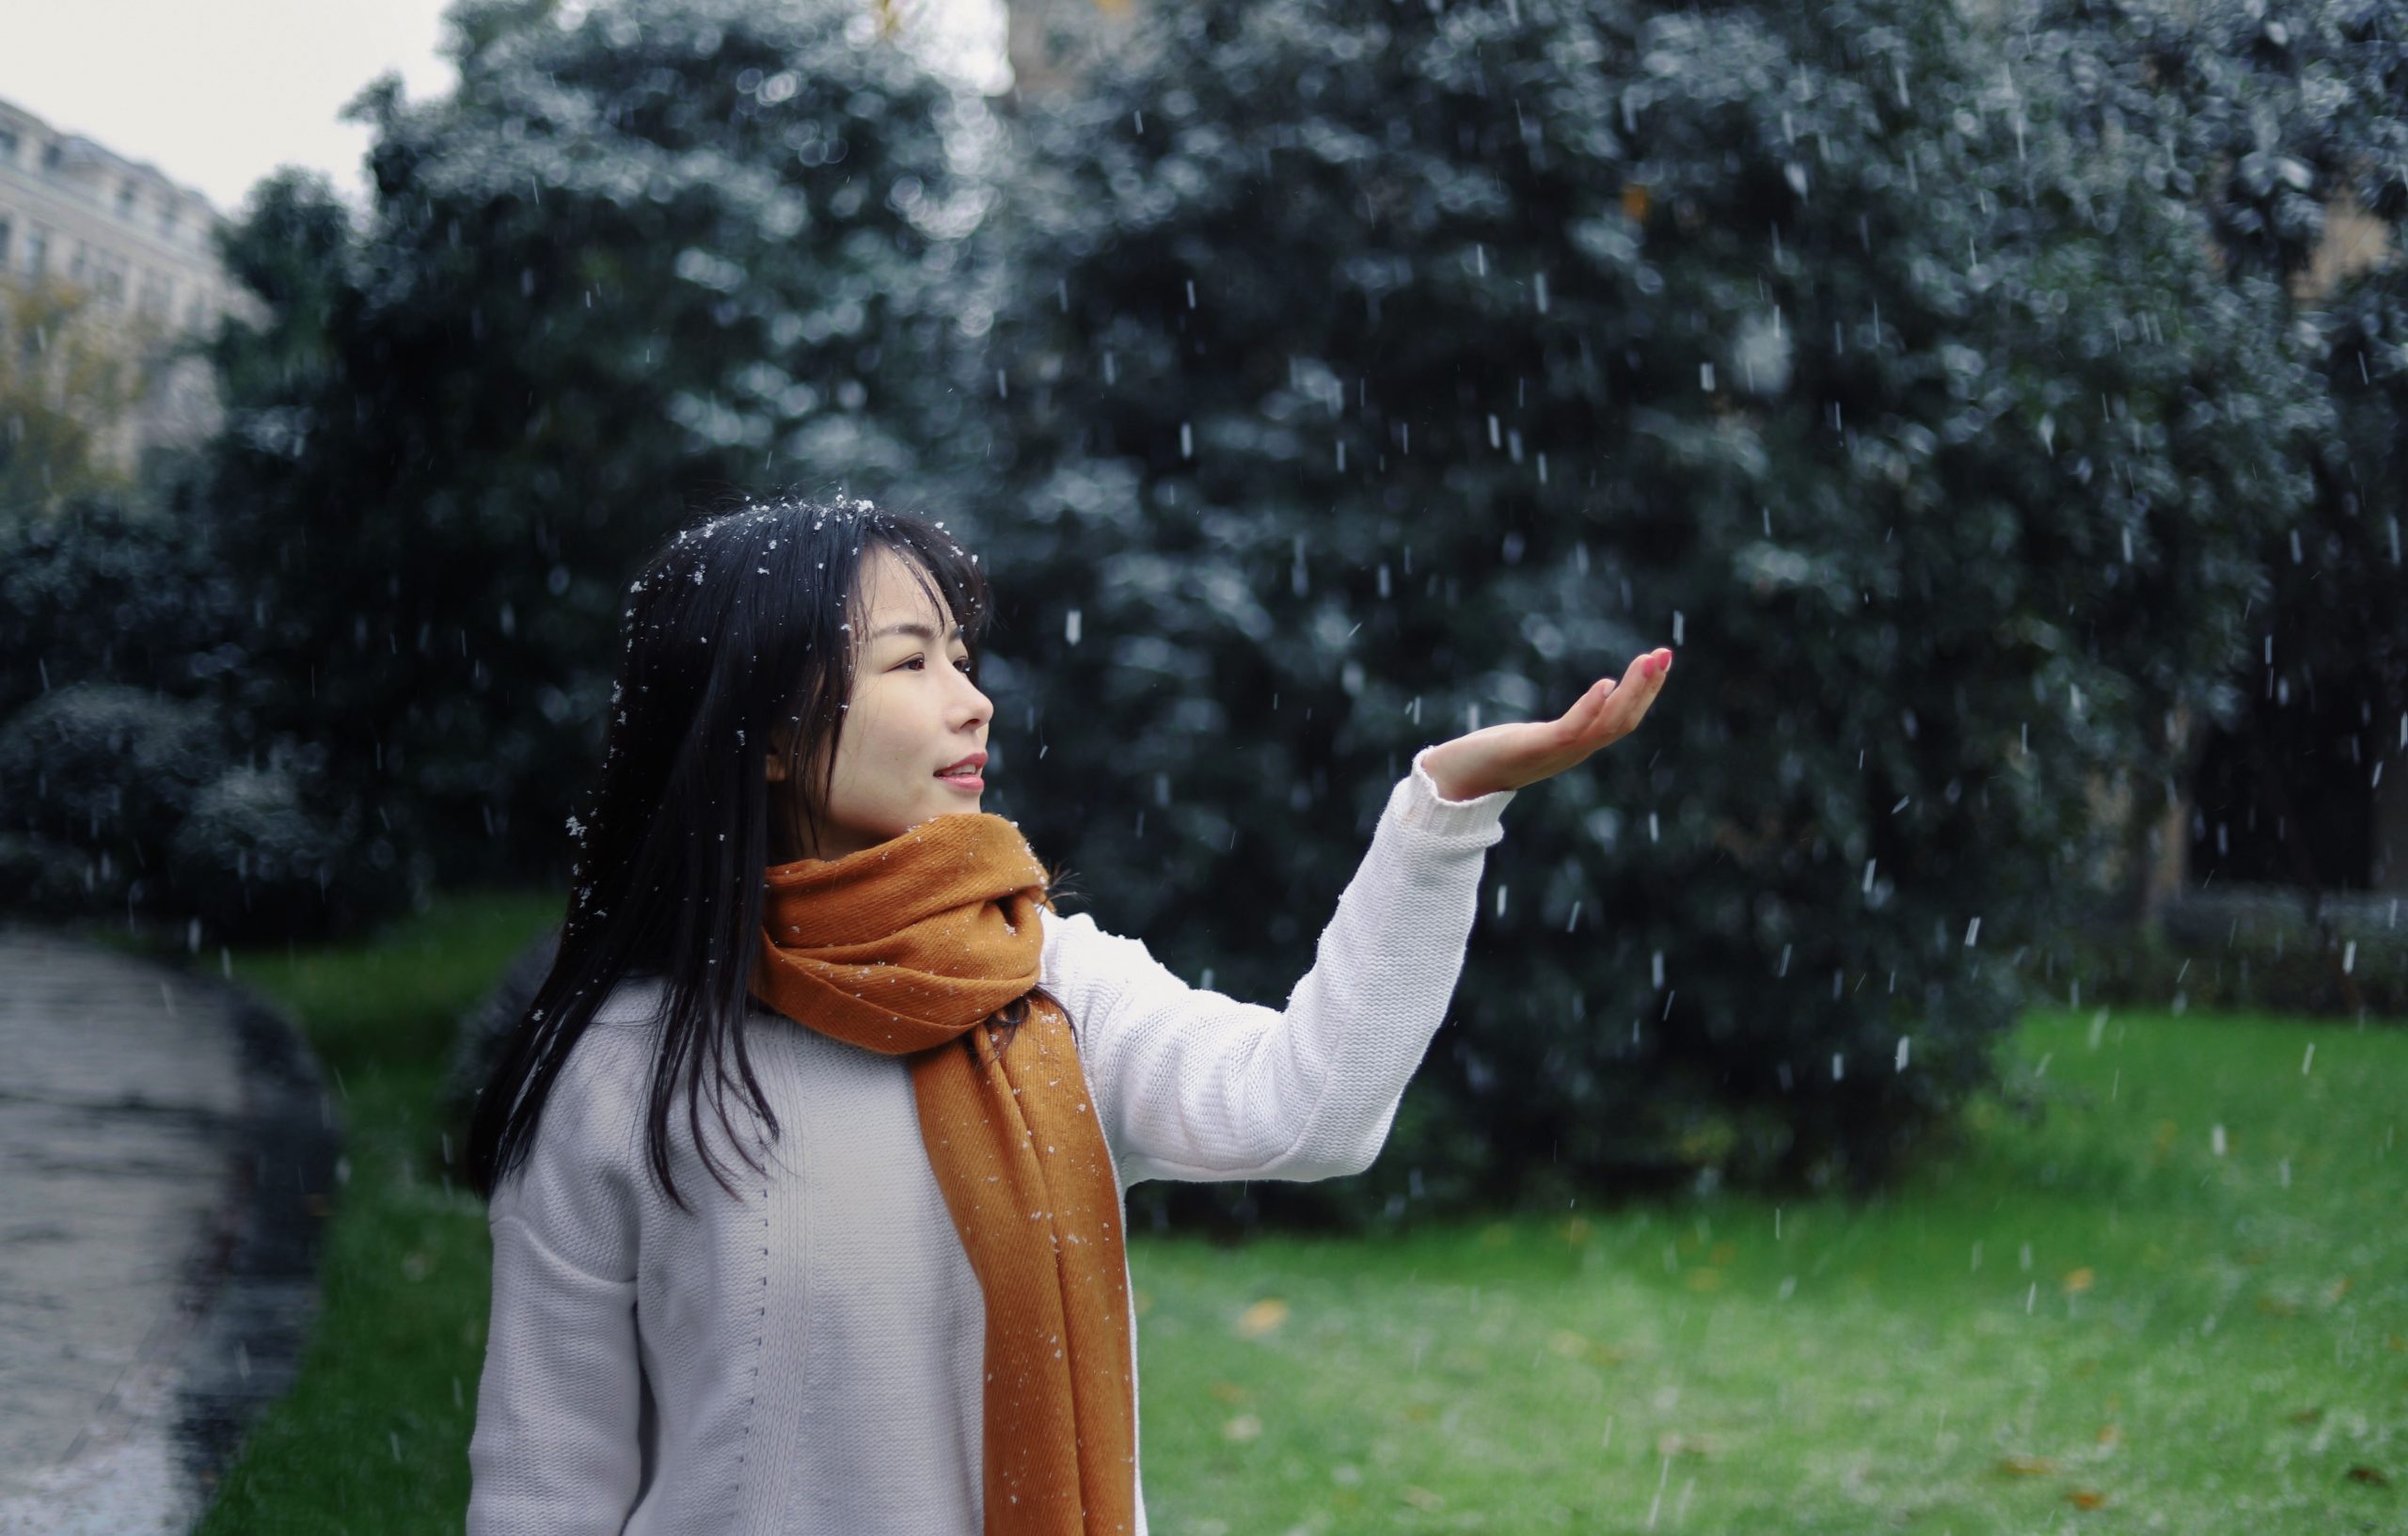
[[749, 813, 1137, 1535]]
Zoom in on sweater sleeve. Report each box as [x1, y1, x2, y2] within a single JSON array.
[[1042, 743, 1514, 1188], [466, 1030, 648, 1536]]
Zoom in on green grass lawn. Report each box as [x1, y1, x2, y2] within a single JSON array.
[[194, 891, 2404, 1534], [191, 888, 560, 1536]]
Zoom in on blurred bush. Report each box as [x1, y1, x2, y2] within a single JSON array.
[[0, 494, 245, 726], [0, 679, 422, 942], [433, 922, 564, 1155], [166, 765, 423, 944], [0, 495, 426, 942], [0, 683, 229, 861], [2049, 886, 2408, 1021]]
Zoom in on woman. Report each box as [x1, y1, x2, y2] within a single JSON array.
[[464, 494, 1672, 1535]]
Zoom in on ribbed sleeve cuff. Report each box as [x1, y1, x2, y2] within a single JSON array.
[[1393, 743, 1518, 837]]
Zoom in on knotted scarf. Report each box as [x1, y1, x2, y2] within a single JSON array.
[[749, 812, 1138, 1535]]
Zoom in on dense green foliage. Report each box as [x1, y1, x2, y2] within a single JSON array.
[[0, 497, 396, 940], [2034, 0, 2408, 1005], [198, 0, 996, 885], [974, 0, 2321, 1217]]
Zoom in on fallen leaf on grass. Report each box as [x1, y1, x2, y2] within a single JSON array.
[[1233, 1298, 1288, 1338], [1546, 1329, 1592, 1360], [1542, 1330, 1633, 1367], [1401, 1484, 1446, 1510], [1656, 1433, 1720, 1459], [2289, 1407, 2323, 1426], [2062, 1267, 2095, 1294], [1999, 1455, 2058, 1476], [2345, 1466, 2389, 1486], [2096, 1425, 2121, 1448], [2067, 1489, 2109, 1510]]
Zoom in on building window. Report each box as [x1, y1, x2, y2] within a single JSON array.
[[0, 218, 11, 270], [160, 204, 180, 238], [26, 230, 47, 276], [118, 182, 138, 215], [0, 126, 18, 165], [41, 141, 62, 172]]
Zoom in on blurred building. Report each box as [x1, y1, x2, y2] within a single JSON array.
[[0, 94, 243, 472]]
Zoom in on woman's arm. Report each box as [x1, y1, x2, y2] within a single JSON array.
[[1048, 648, 1673, 1187], [1046, 744, 1515, 1187], [466, 1038, 648, 1535]]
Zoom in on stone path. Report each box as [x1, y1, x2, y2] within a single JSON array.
[[0, 926, 338, 1535]]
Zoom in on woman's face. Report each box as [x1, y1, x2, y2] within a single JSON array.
[[770, 545, 993, 863]]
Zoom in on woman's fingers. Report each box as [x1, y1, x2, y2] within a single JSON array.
[[1582, 649, 1671, 743]]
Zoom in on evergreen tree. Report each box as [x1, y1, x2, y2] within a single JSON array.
[[2036, 0, 2408, 1006], [204, 0, 1000, 890], [968, 0, 2320, 1219]]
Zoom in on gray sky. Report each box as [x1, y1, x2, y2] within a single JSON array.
[[0, 0, 1007, 218]]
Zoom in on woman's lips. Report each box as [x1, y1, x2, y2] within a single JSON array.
[[936, 772, 984, 792]]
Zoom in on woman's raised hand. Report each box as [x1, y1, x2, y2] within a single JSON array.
[[1418, 648, 1673, 800]]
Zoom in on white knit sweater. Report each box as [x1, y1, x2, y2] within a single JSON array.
[[466, 746, 1515, 1535]]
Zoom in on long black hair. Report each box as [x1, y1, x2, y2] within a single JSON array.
[[467, 494, 1077, 1213]]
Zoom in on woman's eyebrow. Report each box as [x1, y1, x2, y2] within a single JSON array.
[[868, 621, 965, 642]]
